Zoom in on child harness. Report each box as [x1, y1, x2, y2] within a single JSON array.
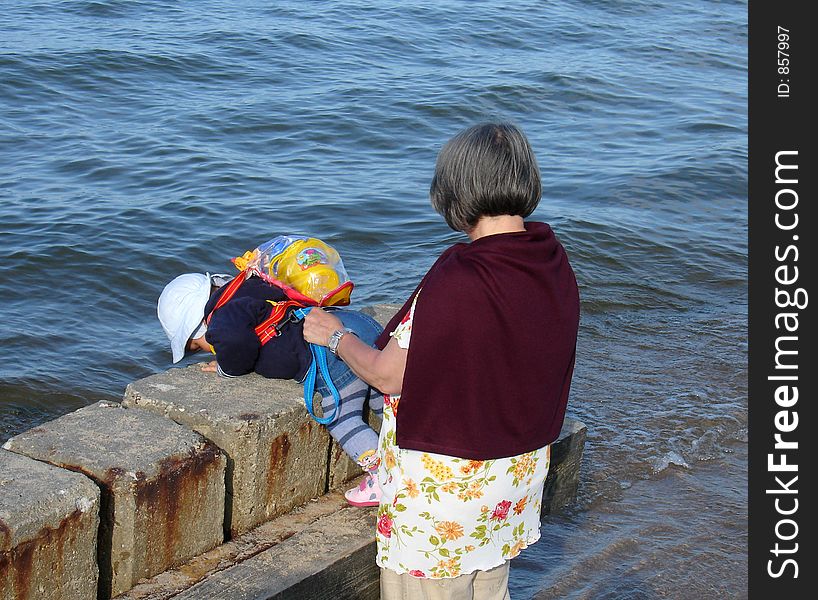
[[205, 270, 307, 345], [205, 271, 341, 425]]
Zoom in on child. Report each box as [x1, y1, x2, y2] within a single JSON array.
[[157, 238, 384, 507]]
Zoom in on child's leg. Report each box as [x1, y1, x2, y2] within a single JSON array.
[[319, 376, 383, 506], [368, 392, 384, 416], [321, 379, 380, 472], [316, 308, 384, 472]]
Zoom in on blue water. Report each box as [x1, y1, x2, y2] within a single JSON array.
[[1, 1, 747, 597]]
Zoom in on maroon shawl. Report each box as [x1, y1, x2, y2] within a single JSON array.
[[376, 221, 580, 460]]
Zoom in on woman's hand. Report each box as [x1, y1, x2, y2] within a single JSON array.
[[302, 308, 344, 347], [303, 308, 407, 395]]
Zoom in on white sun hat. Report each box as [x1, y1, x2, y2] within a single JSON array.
[[157, 272, 212, 363]]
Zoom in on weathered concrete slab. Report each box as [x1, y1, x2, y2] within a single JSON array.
[[0, 449, 100, 600], [173, 506, 378, 600], [542, 417, 587, 515], [3, 402, 225, 600], [122, 367, 330, 537], [326, 441, 362, 491]]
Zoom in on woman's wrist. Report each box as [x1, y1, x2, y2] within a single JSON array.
[[328, 327, 355, 355]]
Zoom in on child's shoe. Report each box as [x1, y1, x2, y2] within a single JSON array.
[[344, 473, 382, 507]]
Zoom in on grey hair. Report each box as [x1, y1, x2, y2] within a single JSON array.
[[430, 122, 542, 232]]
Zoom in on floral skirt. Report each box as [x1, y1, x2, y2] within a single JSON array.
[[375, 443, 551, 579]]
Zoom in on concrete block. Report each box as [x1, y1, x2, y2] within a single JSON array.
[[326, 441, 362, 491], [360, 303, 402, 328], [4, 402, 225, 599], [122, 368, 330, 537], [112, 491, 353, 600], [542, 416, 587, 515], [0, 450, 100, 600]]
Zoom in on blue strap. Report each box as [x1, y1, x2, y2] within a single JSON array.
[[292, 307, 340, 425]]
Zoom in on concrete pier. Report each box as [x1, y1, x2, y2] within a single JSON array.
[[116, 417, 585, 600], [1, 304, 587, 600]]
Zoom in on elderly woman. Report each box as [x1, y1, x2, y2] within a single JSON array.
[[303, 122, 580, 600]]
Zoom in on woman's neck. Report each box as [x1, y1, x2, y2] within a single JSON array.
[[466, 215, 526, 241]]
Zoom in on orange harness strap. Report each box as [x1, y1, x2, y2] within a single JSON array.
[[205, 271, 249, 325], [255, 300, 305, 345]]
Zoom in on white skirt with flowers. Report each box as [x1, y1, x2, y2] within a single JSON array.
[[375, 294, 551, 579]]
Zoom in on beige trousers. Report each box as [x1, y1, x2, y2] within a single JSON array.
[[380, 562, 511, 600]]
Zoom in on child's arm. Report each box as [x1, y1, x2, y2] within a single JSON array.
[[205, 297, 269, 376]]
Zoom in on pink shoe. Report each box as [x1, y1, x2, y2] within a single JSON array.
[[344, 473, 382, 507]]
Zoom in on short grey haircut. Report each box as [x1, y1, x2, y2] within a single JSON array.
[[430, 122, 542, 232]]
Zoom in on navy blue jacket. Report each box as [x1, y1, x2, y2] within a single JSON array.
[[204, 276, 311, 381]]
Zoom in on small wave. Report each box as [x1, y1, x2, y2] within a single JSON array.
[[61, 0, 146, 18], [0, 380, 110, 444], [650, 451, 690, 474], [680, 121, 742, 134]]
